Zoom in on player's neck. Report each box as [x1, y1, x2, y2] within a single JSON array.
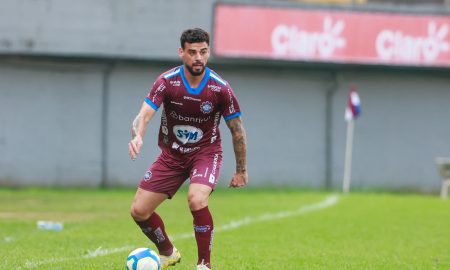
[[183, 68, 205, 89]]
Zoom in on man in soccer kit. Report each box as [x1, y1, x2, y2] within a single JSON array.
[[128, 28, 248, 270]]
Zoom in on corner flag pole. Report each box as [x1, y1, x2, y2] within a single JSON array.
[[343, 86, 361, 193], [343, 119, 354, 193]]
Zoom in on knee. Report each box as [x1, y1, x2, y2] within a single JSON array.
[[130, 203, 152, 221], [188, 192, 208, 211]]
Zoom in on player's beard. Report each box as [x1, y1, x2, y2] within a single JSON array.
[[186, 62, 205, 77]]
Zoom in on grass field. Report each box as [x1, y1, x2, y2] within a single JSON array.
[[1, 187, 449, 270]]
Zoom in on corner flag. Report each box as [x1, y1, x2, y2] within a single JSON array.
[[345, 87, 361, 122], [343, 86, 361, 193]]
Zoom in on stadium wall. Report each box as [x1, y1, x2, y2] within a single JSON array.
[[1, 0, 449, 192]]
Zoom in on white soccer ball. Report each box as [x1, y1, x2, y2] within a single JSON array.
[[126, 247, 160, 270]]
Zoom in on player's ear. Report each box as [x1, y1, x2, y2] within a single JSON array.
[[178, 47, 183, 58]]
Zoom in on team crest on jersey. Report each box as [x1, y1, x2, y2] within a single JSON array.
[[144, 171, 152, 181], [200, 101, 213, 114]]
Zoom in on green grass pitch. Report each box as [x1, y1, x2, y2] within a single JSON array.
[[0, 187, 449, 269]]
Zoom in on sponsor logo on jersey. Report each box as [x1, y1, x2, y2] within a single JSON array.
[[170, 101, 183, 106], [170, 80, 181, 86], [210, 112, 220, 144], [226, 88, 236, 114], [172, 142, 180, 149], [156, 83, 166, 92], [208, 85, 222, 92], [200, 101, 214, 114], [171, 142, 201, 154], [151, 82, 166, 103], [161, 111, 169, 135], [184, 96, 201, 102], [170, 111, 210, 124], [173, 125, 203, 144], [191, 169, 203, 179], [209, 153, 219, 184]]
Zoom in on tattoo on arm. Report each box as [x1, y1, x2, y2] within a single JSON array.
[[226, 117, 247, 173]]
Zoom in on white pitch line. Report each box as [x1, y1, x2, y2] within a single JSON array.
[[23, 194, 339, 269], [167, 194, 339, 241]]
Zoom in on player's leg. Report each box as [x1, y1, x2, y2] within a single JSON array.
[[130, 188, 174, 255], [188, 152, 222, 269], [130, 153, 186, 268], [188, 183, 214, 269], [130, 188, 182, 269]]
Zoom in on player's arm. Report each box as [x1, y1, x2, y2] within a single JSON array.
[[226, 116, 248, 188], [128, 102, 156, 161]]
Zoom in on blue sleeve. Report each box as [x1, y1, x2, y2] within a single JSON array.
[[145, 97, 159, 110], [224, 112, 242, 121]]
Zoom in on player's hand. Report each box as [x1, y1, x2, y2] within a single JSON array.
[[229, 171, 248, 188], [128, 135, 143, 161]]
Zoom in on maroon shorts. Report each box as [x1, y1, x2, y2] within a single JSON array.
[[139, 150, 223, 198]]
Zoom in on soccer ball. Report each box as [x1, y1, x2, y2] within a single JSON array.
[[126, 247, 160, 270]]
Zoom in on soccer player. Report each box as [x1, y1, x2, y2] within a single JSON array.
[[128, 28, 248, 270]]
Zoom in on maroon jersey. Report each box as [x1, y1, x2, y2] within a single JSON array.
[[145, 65, 241, 156]]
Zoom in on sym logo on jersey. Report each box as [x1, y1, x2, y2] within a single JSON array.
[[173, 125, 204, 144], [200, 101, 214, 114]]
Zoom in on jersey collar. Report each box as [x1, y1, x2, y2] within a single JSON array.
[[180, 65, 210, 95]]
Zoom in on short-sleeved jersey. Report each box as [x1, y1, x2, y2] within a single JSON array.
[[145, 65, 241, 156]]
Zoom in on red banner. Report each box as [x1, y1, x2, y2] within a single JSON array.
[[213, 4, 450, 67]]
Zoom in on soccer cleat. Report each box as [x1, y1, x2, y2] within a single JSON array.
[[196, 263, 211, 270], [159, 247, 181, 270]]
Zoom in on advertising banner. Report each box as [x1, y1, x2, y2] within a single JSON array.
[[213, 4, 450, 67]]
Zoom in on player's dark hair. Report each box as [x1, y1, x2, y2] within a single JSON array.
[[180, 28, 210, 49]]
